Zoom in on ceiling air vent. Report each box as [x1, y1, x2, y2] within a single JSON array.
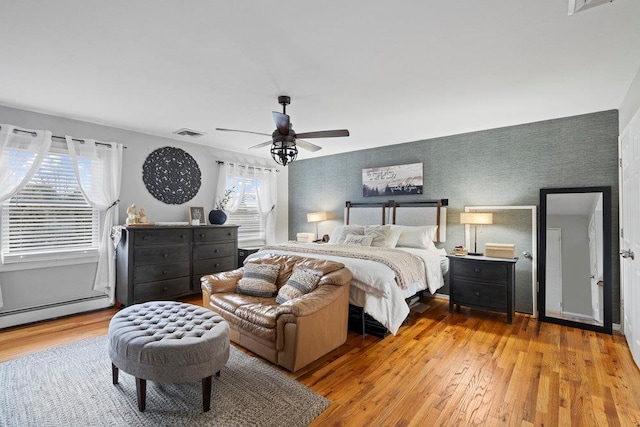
[[568, 0, 613, 15], [173, 128, 206, 138]]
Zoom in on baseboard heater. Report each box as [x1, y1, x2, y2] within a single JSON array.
[[0, 295, 111, 329]]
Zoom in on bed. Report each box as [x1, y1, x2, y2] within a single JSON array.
[[247, 199, 449, 336]]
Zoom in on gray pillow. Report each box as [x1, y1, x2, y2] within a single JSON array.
[[276, 267, 321, 304], [237, 263, 281, 297]]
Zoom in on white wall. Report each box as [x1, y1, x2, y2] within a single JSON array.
[[0, 105, 288, 327], [620, 66, 640, 133]]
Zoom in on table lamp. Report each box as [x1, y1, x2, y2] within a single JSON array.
[[460, 212, 493, 256], [307, 211, 328, 241]]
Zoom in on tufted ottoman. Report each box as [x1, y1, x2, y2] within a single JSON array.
[[108, 301, 230, 412]]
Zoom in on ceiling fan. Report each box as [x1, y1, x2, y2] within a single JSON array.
[[216, 95, 350, 166]]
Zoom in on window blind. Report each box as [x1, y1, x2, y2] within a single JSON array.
[[2, 151, 100, 261], [226, 177, 266, 246]]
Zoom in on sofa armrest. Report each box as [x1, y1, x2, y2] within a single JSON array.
[[276, 268, 352, 318], [201, 268, 243, 294]]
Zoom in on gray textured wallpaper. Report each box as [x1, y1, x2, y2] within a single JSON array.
[[289, 110, 620, 321]]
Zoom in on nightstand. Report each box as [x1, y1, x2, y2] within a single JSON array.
[[447, 255, 518, 323]]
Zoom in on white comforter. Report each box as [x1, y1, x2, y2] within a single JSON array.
[[246, 244, 448, 335]]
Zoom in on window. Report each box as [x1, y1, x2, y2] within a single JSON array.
[[225, 176, 266, 246], [1, 147, 100, 263]]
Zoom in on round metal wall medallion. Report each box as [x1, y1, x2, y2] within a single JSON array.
[[142, 146, 201, 204]]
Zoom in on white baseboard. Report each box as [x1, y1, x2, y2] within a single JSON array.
[[0, 297, 111, 329]]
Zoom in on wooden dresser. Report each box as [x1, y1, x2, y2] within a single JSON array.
[[447, 255, 517, 323], [115, 225, 238, 306]]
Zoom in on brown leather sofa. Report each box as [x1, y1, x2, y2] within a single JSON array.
[[201, 253, 352, 372]]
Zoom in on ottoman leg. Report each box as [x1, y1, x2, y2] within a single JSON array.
[[112, 363, 119, 385], [136, 377, 147, 412], [202, 375, 213, 412]]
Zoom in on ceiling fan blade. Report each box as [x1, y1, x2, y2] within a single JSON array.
[[295, 139, 323, 152], [248, 140, 274, 149], [216, 128, 271, 137], [272, 112, 290, 135], [295, 129, 350, 139]]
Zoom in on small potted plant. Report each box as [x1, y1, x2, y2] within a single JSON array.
[[209, 187, 234, 225]]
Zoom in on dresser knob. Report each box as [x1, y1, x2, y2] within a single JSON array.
[[474, 291, 481, 297], [163, 253, 169, 258], [143, 236, 149, 240], [215, 263, 220, 267], [163, 287, 168, 291], [180, 235, 185, 239], [214, 249, 219, 253], [474, 267, 481, 273], [200, 234, 205, 238], [162, 270, 168, 275]]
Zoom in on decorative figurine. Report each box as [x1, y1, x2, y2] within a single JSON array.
[[126, 204, 138, 225]]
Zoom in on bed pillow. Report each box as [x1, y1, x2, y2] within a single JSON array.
[[276, 267, 321, 304], [236, 263, 281, 297], [385, 225, 404, 248], [331, 225, 365, 244], [395, 225, 438, 249], [343, 234, 374, 246], [364, 225, 392, 247]]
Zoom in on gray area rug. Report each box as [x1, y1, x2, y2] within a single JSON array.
[[0, 335, 329, 427]]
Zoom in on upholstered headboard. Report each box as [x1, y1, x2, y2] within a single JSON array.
[[344, 199, 448, 242]]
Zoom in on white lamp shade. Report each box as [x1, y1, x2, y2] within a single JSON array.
[[307, 211, 328, 223], [460, 212, 493, 225]]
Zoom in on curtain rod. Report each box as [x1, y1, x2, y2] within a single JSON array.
[[8, 126, 127, 149], [216, 160, 278, 172]]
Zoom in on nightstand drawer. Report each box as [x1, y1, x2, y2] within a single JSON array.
[[453, 261, 509, 283], [451, 279, 507, 311]]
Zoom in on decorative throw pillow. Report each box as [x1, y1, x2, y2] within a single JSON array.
[[365, 225, 391, 247], [343, 234, 374, 246], [276, 267, 321, 304], [332, 225, 365, 244], [236, 263, 281, 297]]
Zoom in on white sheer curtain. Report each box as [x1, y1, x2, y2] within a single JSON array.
[[0, 124, 52, 308], [216, 162, 277, 245], [67, 136, 123, 304]]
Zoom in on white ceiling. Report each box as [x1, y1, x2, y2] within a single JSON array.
[[1, 1, 639, 163]]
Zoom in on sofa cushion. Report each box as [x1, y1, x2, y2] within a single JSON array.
[[235, 302, 279, 329], [276, 267, 321, 304], [236, 263, 280, 297]]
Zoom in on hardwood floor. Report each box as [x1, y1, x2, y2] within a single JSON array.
[[2, 296, 639, 426]]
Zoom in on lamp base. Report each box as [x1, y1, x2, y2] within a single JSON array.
[[468, 252, 484, 256]]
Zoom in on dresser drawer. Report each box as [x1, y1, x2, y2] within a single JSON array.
[[193, 227, 238, 243], [133, 278, 191, 302], [134, 261, 190, 283], [453, 260, 509, 283], [134, 244, 190, 265], [134, 229, 191, 246], [193, 255, 236, 276], [451, 279, 507, 311], [193, 242, 236, 260]]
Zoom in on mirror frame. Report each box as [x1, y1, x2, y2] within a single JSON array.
[[539, 186, 612, 334]]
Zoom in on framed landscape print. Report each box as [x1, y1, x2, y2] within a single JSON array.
[[362, 163, 423, 197]]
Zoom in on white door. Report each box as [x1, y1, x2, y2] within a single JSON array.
[[620, 110, 640, 369], [546, 228, 563, 316]]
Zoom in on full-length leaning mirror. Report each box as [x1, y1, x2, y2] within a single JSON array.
[[539, 186, 612, 334]]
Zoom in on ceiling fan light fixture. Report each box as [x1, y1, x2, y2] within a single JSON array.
[[271, 141, 298, 166]]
